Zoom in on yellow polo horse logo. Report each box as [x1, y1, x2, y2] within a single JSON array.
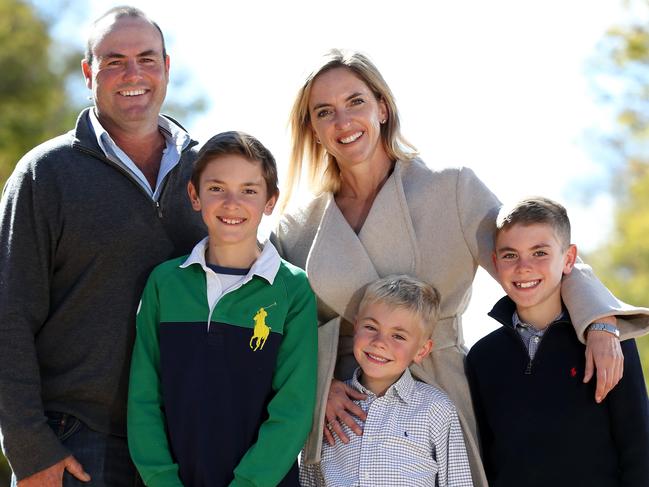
[[249, 303, 276, 351]]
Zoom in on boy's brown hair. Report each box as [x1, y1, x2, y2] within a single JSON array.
[[496, 196, 571, 249], [191, 131, 279, 199]]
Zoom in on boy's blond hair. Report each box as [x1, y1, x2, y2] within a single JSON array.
[[359, 275, 440, 338]]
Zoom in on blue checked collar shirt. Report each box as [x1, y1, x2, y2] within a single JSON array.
[[513, 310, 565, 360], [299, 367, 473, 487], [88, 108, 191, 201]]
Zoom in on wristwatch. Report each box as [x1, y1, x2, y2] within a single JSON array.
[[588, 322, 620, 338]]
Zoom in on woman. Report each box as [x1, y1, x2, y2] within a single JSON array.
[[272, 49, 646, 486]]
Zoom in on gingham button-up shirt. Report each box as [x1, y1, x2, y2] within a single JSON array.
[[299, 368, 473, 487], [513, 310, 565, 360]]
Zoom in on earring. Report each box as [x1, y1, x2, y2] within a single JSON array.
[[380, 119, 387, 124]]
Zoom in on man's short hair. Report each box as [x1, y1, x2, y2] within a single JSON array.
[[496, 196, 572, 249], [191, 131, 279, 199], [359, 275, 441, 338], [85, 6, 167, 66]]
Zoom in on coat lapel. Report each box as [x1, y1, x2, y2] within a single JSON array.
[[305, 161, 420, 322], [358, 161, 420, 277], [305, 193, 377, 323]]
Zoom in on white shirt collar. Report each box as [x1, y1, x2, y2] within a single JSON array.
[[350, 366, 416, 405], [179, 236, 281, 285]]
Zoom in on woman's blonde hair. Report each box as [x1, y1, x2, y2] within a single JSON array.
[[282, 49, 417, 212]]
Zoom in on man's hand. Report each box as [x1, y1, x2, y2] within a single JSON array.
[[17, 455, 90, 487], [323, 379, 368, 446], [584, 327, 624, 403]]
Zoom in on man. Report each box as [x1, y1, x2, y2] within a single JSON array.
[[0, 7, 205, 486]]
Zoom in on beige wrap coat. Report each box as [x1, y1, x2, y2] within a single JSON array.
[[273, 158, 649, 487]]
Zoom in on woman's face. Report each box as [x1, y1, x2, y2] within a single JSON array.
[[308, 67, 389, 171]]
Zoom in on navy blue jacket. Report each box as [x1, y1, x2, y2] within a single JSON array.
[[466, 296, 649, 487]]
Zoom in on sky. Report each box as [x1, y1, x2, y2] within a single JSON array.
[[68, 0, 628, 345]]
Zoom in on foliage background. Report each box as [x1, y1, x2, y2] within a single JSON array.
[[0, 0, 79, 184], [587, 0, 649, 385], [0, 0, 647, 484]]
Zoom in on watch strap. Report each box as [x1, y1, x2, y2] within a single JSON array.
[[588, 322, 620, 338]]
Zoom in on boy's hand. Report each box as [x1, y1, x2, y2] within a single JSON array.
[[584, 327, 624, 403], [18, 455, 90, 487], [323, 379, 367, 445]]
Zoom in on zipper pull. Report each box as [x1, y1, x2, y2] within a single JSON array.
[[155, 201, 163, 218], [525, 360, 532, 375]]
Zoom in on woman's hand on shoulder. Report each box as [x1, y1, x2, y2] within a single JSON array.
[[584, 316, 624, 403], [323, 379, 368, 445]]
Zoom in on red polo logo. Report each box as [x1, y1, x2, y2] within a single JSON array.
[[570, 367, 577, 377]]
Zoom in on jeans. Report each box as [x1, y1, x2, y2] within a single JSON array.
[[12, 412, 142, 487]]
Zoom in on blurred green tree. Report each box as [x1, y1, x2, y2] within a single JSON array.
[[0, 0, 79, 187], [588, 0, 649, 387], [0, 0, 79, 481]]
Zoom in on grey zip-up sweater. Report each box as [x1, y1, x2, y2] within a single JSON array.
[[0, 108, 206, 480]]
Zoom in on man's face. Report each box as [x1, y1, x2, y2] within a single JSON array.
[[82, 16, 169, 134]]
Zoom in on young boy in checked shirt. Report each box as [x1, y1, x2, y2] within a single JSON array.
[[300, 275, 473, 487]]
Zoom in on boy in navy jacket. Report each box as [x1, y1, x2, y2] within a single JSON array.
[[466, 196, 649, 487]]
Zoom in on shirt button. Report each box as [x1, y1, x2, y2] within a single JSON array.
[[533, 336, 540, 342]]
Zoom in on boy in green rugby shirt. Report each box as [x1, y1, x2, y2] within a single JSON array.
[[127, 131, 318, 487]]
